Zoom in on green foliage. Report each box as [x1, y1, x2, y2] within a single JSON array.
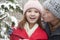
[[8, 0, 14, 2], [9, 5, 14, 10], [1, 5, 4, 9], [16, 6, 23, 13]]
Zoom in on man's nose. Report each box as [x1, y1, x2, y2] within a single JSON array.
[[42, 13, 45, 16]]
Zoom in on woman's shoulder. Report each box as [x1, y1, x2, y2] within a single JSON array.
[[38, 26, 47, 33], [36, 26, 48, 38], [12, 27, 22, 32]]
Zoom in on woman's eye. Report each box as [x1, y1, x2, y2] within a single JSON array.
[[27, 10, 31, 12], [35, 11, 39, 13]]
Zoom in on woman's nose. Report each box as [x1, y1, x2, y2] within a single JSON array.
[[31, 12, 35, 15]]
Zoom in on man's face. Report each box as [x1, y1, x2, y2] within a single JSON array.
[[41, 9, 56, 22]]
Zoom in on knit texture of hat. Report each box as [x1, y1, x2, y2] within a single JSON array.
[[23, 0, 43, 14], [43, 0, 60, 19]]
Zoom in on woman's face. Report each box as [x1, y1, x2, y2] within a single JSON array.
[[25, 8, 40, 24], [41, 9, 56, 22]]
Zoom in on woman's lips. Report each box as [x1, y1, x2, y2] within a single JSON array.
[[30, 17, 36, 20]]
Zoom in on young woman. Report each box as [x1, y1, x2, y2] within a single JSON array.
[[41, 0, 60, 40], [10, 0, 48, 40]]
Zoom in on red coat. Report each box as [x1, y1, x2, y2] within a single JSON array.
[[10, 26, 48, 40]]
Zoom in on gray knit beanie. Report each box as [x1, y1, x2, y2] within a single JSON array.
[[43, 0, 60, 19]]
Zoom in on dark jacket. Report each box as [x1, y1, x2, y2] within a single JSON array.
[[43, 22, 60, 40]]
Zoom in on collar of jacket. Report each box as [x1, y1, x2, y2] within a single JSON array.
[[51, 26, 60, 36], [43, 22, 60, 36]]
